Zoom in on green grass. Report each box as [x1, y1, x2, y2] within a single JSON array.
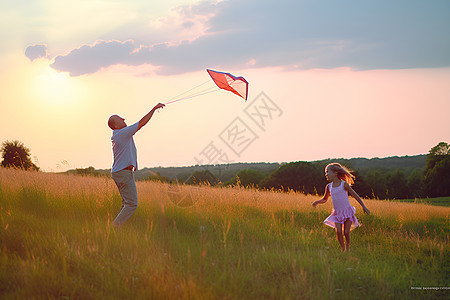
[[392, 197, 450, 207], [0, 168, 449, 299]]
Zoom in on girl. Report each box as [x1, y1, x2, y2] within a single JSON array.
[[313, 163, 370, 251]]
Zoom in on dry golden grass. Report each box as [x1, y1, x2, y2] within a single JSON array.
[[0, 168, 448, 299]]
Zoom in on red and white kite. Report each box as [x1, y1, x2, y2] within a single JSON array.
[[165, 69, 249, 105], [206, 69, 248, 100]]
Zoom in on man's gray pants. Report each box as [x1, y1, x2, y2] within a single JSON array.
[[112, 169, 138, 227]]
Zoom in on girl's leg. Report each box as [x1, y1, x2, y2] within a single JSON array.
[[343, 219, 352, 252], [335, 223, 345, 251]]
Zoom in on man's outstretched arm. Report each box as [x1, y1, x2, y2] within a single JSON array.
[[137, 103, 165, 131]]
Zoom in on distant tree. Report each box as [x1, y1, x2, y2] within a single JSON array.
[[186, 170, 220, 186], [67, 166, 103, 177], [424, 142, 450, 197], [351, 170, 371, 198], [143, 172, 171, 183], [386, 169, 408, 199], [427, 142, 450, 156], [407, 168, 425, 198], [260, 161, 325, 194], [1, 140, 39, 171], [365, 169, 388, 199], [224, 169, 265, 187]]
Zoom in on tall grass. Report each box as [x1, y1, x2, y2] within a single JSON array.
[[0, 168, 448, 299]]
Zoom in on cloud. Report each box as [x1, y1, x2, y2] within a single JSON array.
[[25, 44, 48, 61], [51, 40, 136, 76], [47, 0, 450, 76]]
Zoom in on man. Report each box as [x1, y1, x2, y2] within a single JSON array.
[[108, 103, 165, 227]]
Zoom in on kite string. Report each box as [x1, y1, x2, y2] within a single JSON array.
[[179, 85, 218, 98], [165, 89, 220, 105], [164, 72, 247, 105], [165, 80, 211, 104]]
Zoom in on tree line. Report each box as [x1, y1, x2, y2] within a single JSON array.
[[2, 140, 449, 199], [144, 142, 449, 199], [254, 142, 449, 199]]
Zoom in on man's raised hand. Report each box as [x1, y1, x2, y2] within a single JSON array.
[[153, 103, 165, 111]]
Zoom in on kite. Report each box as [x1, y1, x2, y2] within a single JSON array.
[[206, 69, 248, 100], [165, 69, 248, 104]]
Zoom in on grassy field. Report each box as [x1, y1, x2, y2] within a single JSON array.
[[392, 197, 450, 207], [0, 168, 448, 299]]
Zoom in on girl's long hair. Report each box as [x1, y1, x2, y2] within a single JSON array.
[[326, 163, 355, 185]]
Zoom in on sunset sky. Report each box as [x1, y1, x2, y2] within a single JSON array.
[[1, 0, 449, 172]]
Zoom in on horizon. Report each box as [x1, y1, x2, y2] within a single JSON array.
[[64, 152, 428, 172], [1, 0, 449, 172]]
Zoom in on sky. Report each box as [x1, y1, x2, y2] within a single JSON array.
[[1, 0, 449, 172]]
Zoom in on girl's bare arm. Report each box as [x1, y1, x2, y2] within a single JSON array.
[[344, 182, 370, 214], [313, 184, 330, 207]]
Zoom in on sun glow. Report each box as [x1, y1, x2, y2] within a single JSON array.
[[31, 66, 83, 108]]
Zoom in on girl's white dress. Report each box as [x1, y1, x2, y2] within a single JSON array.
[[324, 181, 360, 230]]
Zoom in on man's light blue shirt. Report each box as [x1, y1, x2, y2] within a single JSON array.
[[111, 122, 139, 173]]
